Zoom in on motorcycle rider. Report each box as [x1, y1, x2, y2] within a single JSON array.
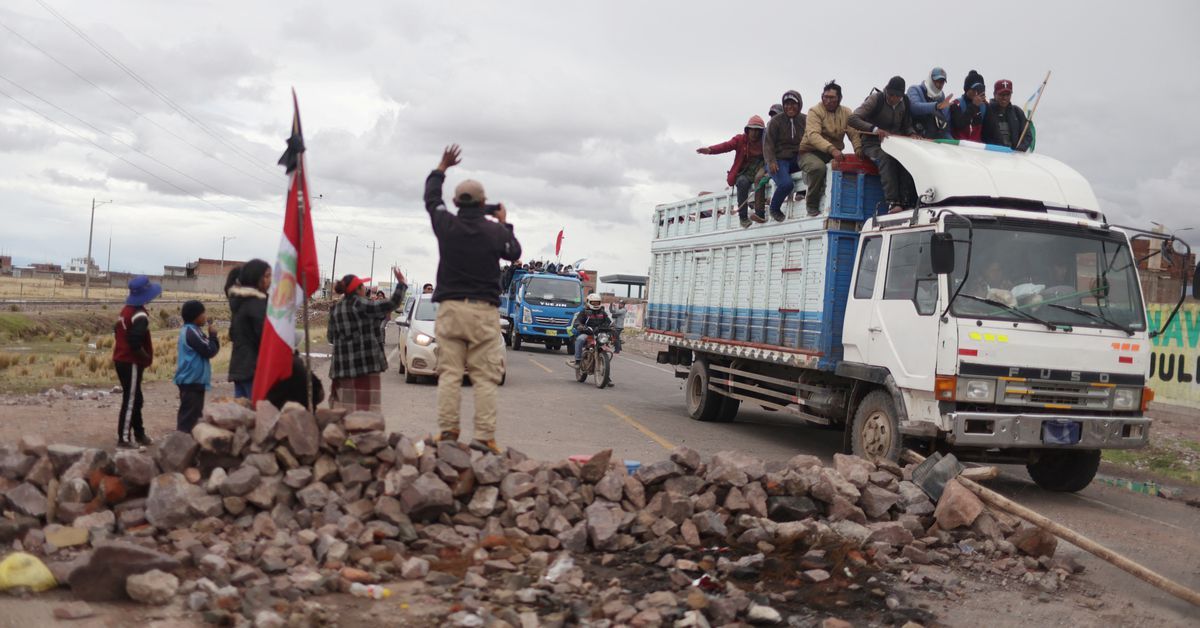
[[567, 293, 611, 368]]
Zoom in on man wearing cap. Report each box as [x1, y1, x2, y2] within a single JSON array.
[[849, 76, 918, 213], [696, 115, 768, 228], [112, 275, 161, 448], [983, 79, 1032, 151], [951, 70, 988, 142], [907, 67, 953, 139], [764, 90, 808, 222], [799, 81, 862, 217], [425, 144, 522, 455]]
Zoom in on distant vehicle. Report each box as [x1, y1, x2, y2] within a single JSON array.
[[573, 325, 614, 389], [395, 294, 507, 386], [500, 269, 584, 353]]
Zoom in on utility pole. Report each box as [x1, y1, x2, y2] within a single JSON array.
[[220, 235, 236, 275], [105, 228, 112, 279], [329, 235, 339, 293], [366, 241, 382, 289], [83, 198, 112, 299]]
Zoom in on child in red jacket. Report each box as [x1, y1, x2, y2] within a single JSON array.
[[113, 275, 161, 448]]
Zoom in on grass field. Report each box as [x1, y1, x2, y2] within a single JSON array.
[[0, 276, 214, 301]]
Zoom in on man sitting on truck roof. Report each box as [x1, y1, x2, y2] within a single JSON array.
[[982, 79, 1033, 152], [907, 67, 953, 140], [696, 115, 769, 228], [951, 70, 988, 142], [849, 76, 919, 213], [764, 90, 807, 223], [799, 81, 862, 217]]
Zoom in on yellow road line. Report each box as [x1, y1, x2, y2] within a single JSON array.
[[528, 357, 553, 374], [604, 404, 675, 451]]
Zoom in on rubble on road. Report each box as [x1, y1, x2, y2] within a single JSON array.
[[0, 402, 1084, 625]]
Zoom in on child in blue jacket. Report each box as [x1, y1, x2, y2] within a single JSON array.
[[174, 301, 220, 433]]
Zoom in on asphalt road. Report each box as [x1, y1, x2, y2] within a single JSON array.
[[376, 337, 1200, 624]]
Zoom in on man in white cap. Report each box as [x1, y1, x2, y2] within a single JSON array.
[[424, 144, 522, 454]]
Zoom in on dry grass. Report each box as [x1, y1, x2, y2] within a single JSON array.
[[0, 276, 213, 301]]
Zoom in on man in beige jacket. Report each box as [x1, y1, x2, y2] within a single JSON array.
[[798, 81, 862, 216]]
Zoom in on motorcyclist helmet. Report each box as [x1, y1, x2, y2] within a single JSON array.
[[586, 293, 602, 308]]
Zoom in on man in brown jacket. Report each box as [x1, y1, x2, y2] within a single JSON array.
[[763, 90, 806, 222], [849, 76, 918, 212], [799, 81, 862, 217]]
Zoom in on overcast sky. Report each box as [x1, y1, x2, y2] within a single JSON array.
[[1, 0, 1197, 292]]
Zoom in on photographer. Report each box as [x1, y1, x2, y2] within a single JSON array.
[[424, 144, 522, 454]]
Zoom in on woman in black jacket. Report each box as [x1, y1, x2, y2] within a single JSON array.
[[226, 259, 271, 399]]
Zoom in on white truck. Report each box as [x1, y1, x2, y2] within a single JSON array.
[[647, 138, 1197, 491]]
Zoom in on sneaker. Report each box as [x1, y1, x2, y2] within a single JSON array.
[[806, 208, 822, 217], [136, 434, 154, 447], [434, 429, 460, 443], [469, 439, 504, 455], [566, 359, 579, 368], [750, 213, 767, 224], [888, 204, 905, 214], [770, 210, 786, 222], [739, 217, 752, 229], [117, 439, 136, 450]]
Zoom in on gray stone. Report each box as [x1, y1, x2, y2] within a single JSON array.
[[664, 475, 706, 497], [24, 456, 55, 489], [811, 467, 861, 504], [344, 412, 385, 432], [60, 450, 109, 484], [321, 423, 345, 451], [711, 450, 766, 480], [253, 404, 280, 445], [0, 451, 36, 480], [72, 510, 116, 533], [283, 467, 313, 489], [499, 472, 536, 500], [126, 569, 179, 605], [400, 473, 454, 520], [669, 446, 702, 471], [829, 520, 872, 546], [858, 484, 901, 519], [594, 471, 624, 502], [277, 406, 320, 459], [558, 521, 588, 553], [400, 557, 430, 580], [585, 501, 623, 550], [19, 435, 48, 457], [218, 465, 261, 497], [634, 460, 683, 486], [114, 451, 157, 487], [58, 478, 93, 504], [189, 494, 224, 518], [243, 453, 280, 477], [934, 479, 983, 530], [866, 521, 914, 546], [296, 482, 333, 510], [146, 473, 205, 529], [767, 496, 818, 522], [691, 511, 728, 538], [471, 454, 508, 485], [68, 541, 180, 601], [832, 453, 875, 488], [47, 444, 87, 476], [204, 402, 255, 431], [468, 486, 500, 517], [339, 463, 372, 485], [746, 603, 782, 624], [6, 482, 47, 518], [155, 432, 199, 473], [245, 475, 282, 510], [437, 441, 473, 470], [579, 449, 612, 483], [348, 431, 388, 455], [827, 496, 867, 524], [191, 423, 235, 455]]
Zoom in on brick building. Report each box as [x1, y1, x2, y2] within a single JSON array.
[[1132, 238, 1197, 304], [186, 258, 246, 278], [0, 255, 11, 276]]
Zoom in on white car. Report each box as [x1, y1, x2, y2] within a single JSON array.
[[395, 294, 507, 386]]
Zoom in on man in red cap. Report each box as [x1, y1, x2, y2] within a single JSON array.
[[696, 115, 768, 228], [983, 79, 1032, 151]]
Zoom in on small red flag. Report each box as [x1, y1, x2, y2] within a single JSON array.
[[555, 229, 564, 256]]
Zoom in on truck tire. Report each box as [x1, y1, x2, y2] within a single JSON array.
[[849, 390, 902, 462], [513, 334, 523, 351], [1026, 450, 1100, 492], [404, 369, 417, 385], [717, 396, 740, 422], [685, 360, 725, 422]]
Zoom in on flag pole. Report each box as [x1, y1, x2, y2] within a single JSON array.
[[1017, 70, 1051, 149], [299, 158, 314, 412]]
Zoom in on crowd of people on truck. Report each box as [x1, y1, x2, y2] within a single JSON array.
[[697, 68, 1033, 224]]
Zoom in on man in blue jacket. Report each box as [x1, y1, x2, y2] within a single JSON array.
[[907, 67, 953, 139], [174, 300, 220, 433]]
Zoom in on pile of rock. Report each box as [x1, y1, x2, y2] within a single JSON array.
[[0, 402, 1078, 626]]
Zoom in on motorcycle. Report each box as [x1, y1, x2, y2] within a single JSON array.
[[574, 327, 613, 389]]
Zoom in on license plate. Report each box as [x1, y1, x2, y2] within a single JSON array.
[[1042, 420, 1082, 445], [545, 330, 557, 336]]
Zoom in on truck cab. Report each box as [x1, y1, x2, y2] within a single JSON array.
[[500, 269, 585, 352]]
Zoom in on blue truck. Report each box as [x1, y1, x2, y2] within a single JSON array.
[[500, 269, 585, 352]]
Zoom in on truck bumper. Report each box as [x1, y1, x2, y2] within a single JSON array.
[[946, 412, 1150, 449], [517, 325, 572, 341]]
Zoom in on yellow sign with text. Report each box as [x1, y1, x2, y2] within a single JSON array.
[[1147, 302, 1200, 406]]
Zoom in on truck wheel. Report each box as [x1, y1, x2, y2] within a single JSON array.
[[850, 390, 901, 462], [1026, 450, 1100, 492], [503, 330, 512, 347], [513, 334, 523, 351], [686, 360, 725, 422], [404, 369, 417, 385], [717, 396, 740, 422]]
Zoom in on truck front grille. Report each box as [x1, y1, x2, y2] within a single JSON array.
[[1000, 378, 1111, 410], [534, 316, 571, 326]]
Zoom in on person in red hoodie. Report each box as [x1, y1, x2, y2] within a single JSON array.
[[696, 115, 767, 228], [113, 275, 161, 448]]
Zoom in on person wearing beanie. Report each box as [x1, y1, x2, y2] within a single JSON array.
[[849, 77, 918, 212], [983, 79, 1033, 151], [424, 144, 522, 456], [173, 300, 219, 433], [951, 70, 988, 142], [696, 114, 769, 228], [226, 258, 272, 399], [763, 90, 808, 222], [112, 275, 161, 448], [328, 269, 407, 412], [907, 67, 953, 139], [799, 81, 863, 217]]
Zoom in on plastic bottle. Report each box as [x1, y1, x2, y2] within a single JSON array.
[[349, 583, 392, 599]]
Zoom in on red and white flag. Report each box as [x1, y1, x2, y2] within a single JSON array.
[[252, 90, 321, 406]]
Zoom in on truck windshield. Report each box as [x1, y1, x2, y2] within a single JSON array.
[[414, 299, 438, 321], [947, 220, 1146, 332], [523, 278, 582, 306]]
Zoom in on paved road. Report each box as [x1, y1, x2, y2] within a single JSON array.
[[374, 337, 1200, 624]]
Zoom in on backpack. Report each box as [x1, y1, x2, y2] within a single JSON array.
[[868, 88, 913, 134]]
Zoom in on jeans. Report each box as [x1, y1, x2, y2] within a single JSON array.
[[862, 143, 916, 206], [115, 361, 146, 442], [769, 158, 801, 214], [799, 151, 832, 213], [734, 162, 767, 219], [233, 379, 253, 399], [574, 334, 590, 361], [177, 384, 206, 433]]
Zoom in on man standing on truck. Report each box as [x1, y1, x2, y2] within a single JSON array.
[[983, 79, 1033, 152], [696, 115, 768, 228], [849, 76, 918, 213], [764, 90, 807, 222], [951, 70, 988, 142], [799, 81, 862, 217], [424, 144, 522, 455]]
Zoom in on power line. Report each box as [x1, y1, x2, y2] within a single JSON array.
[[34, 0, 280, 180], [0, 18, 277, 188]]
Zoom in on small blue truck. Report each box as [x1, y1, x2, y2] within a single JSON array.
[[500, 269, 585, 352]]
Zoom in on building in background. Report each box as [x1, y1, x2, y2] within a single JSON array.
[[1133, 237, 1196, 304], [0, 255, 11, 276], [186, 257, 247, 278], [164, 265, 188, 278]]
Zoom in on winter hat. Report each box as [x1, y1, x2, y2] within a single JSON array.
[[454, 179, 486, 206], [768, 104, 783, 118], [994, 79, 1014, 96], [238, 259, 271, 291], [964, 70, 985, 92], [885, 76, 906, 96], [744, 115, 766, 131], [181, 300, 205, 324], [781, 90, 802, 105], [125, 275, 162, 306]]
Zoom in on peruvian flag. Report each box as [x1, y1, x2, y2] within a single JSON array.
[[252, 90, 321, 406], [555, 229, 564, 256]]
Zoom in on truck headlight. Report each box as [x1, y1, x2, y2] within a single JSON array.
[[521, 308, 532, 324], [961, 378, 995, 402], [414, 333, 434, 347], [1113, 387, 1139, 410]]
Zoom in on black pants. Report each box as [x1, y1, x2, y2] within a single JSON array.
[[863, 143, 916, 206], [177, 384, 206, 433], [613, 328, 623, 354], [114, 361, 147, 442]]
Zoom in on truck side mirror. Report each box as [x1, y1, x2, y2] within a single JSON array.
[[930, 232, 955, 275], [1193, 262, 1199, 299]]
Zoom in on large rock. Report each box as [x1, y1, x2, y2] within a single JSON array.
[[343, 412, 385, 433], [635, 460, 683, 486], [296, 482, 333, 510], [253, 404, 280, 445], [0, 451, 36, 480], [191, 423, 234, 455], [897, 481, 935, 516], [145, 473, 204, 529], [400, 473, 454, 520], [594, 471, 624, 502], [57, 478, 93, 504], [933, 479, 983, 530], [499, 472, 536, 501], [204, 402, 256, 431], [471, 455, 507, 485], [155, 432, 198, 473], [811, 468, 861, 504], [858, 484, 900, 519], [767, 496, 818, 522], [68, 541, 180, 601], [114, 451, 158, 487], [277, 405, 320, 459], [669, 446, 702, 471], [436, 442, 472, 470], [468, 486, 500, 517], [579, 449, 612, 483], [47, 445, 87, 476], [1009, 525, 1058, 558], [219, 466, 262, 497], [126, 569, 179, 605], [585, 501, 623, 550], [711, 451, 766, 480], [832, 454, 875, 488], [5, 482, 47, 518]]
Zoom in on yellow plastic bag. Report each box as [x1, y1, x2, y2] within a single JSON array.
[[0, 552, 58, 592]]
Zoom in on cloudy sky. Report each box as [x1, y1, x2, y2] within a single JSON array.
[[1, 0, 1197, 292]]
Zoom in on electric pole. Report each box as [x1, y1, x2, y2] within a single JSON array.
[[84, 198, 112, 299], [366, 241, 382, 289], [329, 235, 339, 292], [220, 236, 236, 275]]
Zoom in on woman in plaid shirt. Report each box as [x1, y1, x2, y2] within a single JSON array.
[[328, 267, 407, 411]]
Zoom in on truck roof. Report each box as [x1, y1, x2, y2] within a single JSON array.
[[883, 137, 1099, 211]]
